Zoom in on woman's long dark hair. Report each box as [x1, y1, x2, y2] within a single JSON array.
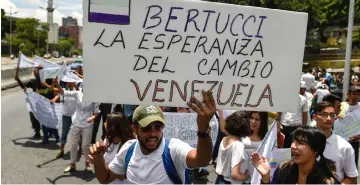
[[249, 112, 268, 140], [106, 112, 135, 152], [290, 126, 337, 183]]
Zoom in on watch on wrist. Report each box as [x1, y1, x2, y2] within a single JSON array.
[[197, 127, 211, 138]]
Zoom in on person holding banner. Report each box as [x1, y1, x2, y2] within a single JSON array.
[[339, 87, 360, 170], [315, 101, 359, 183], [215, 111, 251, 184], [14, 64, 43, 138], [52, 78, 100, 173], [89, 90, 215, 184], [252, 126, 339, 184], [56, 82, 78, 158]]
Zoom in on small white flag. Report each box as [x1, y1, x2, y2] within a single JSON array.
[[251, 121, 277, 185]]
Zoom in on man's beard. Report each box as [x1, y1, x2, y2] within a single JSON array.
[[138, 136, 163, 153]]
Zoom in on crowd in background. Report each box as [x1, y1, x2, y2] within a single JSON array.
[[13, 62, 360, 184]]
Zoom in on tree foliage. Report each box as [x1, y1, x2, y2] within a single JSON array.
[[205, 0, 360, 45], [4, 18, 48, 56], [1, 9, 10, 38]]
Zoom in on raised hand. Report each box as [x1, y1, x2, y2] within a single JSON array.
[[187, 90, 216, 132], [251, 152, 271, 177], [88, 140, 107, 165]]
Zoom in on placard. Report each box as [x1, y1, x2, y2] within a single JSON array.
[[163, 112, 218, 147], [334, 109, 360, 141], [83, 0, 308, 112]]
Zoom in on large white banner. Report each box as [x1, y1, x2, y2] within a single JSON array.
[[83, 0, 308, 112], [163, 113, 218, 148], [34, 56, 60, 69], [39, 63, 68, 82], [251, 121, 277, 184], [18, 52, 38, 68], [26, 92, 63, 129]]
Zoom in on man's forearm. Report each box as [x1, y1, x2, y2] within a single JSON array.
[[342, 177, 356, 184], [195, 135, 212, 167], [94, 158, 111, 184]]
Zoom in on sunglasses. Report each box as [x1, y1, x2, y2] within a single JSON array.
[[139, 123, 164, 133], [318, 112, 337, 119]]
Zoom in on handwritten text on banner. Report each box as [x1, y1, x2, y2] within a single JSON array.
[[83, 0, 308, 112]]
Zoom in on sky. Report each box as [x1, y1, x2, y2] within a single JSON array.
[[2, 0, 83, 26]]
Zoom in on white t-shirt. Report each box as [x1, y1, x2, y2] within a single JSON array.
[[215, 139, 248, 184], [241, 137, 261, 150], [241, 137, 261, 183], [103, 139, 125, 184], [315, 89, 330, 103], [109, 138, 193, 184], [323, 133, 359, 181], [301, 73, 316, 89], [281, 94, 308, 126], [61, 89, 77, 117]]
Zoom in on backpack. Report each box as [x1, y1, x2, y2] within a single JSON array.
[[124, 139, 191, 184]]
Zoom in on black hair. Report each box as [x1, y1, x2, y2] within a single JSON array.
[[307, 68, 313, 73], [106, 112, 135, 152], [164, 107, 177, 113], [291, 126, 337, 183], [322, 94, 341, 104], [225, 111, 251, 138], [249, 111, 268, 139], [315, 101, 335, 114]]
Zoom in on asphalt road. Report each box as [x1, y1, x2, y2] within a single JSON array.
[[1, 87, 217, 184]]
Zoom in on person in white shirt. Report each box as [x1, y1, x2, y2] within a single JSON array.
[[314, 84, 331, 104], [216, 111, 250, 184], [279, 94, 308, 148], [315, 101, 358, 183], [102, 112, 135, 184], [56, 82, 78, 158], [89, 90, 216, 184], [300, 81, 313, 125], [52, 78, 100, 173], [339, 86, 360, 172], [301, 69, 316, 92]]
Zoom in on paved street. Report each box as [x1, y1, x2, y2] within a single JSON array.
[[1, 87, 216, 184]]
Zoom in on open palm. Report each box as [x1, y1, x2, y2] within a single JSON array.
[[251, 152, 271, 176]]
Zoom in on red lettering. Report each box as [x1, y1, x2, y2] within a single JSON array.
[[231, 83, 248, 107], [130, 79, 152, 101], [217, 82, 235, 105], [191, 80, 204, 96], [244, 85, 256, 107], [256, 84, 273, 106], [169, 80, 189, 102], [152, 79, 168, 102]]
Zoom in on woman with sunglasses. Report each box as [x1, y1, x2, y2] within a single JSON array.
[[251, 126, 339, 184]]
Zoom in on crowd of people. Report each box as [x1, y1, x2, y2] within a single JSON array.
[[14, 62, 360, 184]]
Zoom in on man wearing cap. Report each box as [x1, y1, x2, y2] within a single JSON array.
[[89, 90, 216, 184]]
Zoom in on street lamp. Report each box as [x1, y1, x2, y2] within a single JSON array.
[[36, 25, 43, 54], [9, 6, 19, 59]]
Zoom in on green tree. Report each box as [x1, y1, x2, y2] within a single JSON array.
[[4, 18, 48, 56], [56, 38, 75, 57], [1, 9, 10, 38]]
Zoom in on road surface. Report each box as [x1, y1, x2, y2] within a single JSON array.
[[1, 87, 216, 184]]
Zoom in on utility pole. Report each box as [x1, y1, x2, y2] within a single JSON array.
[[342, 0, 355, 101], [9, 7, 19, 59]]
